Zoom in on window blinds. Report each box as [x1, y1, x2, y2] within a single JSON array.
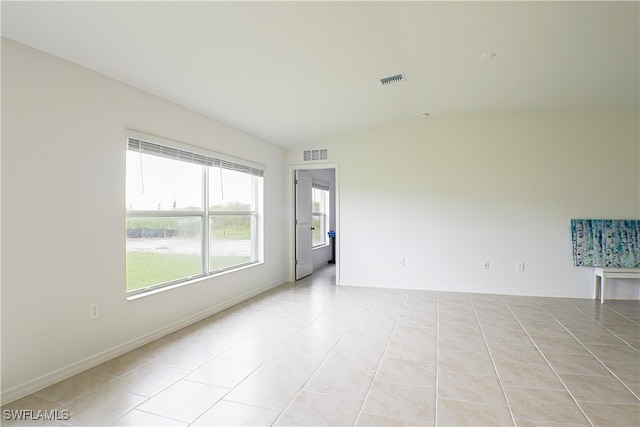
[[312, 181, 330, 191], [128, 138, 264, 178]]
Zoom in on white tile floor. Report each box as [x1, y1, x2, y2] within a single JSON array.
[[3, 265, 639, 426]]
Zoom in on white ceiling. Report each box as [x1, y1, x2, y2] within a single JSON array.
[[2, 1, 638, 148]]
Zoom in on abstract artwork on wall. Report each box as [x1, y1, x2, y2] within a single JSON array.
[[571, 219, 640, 267]]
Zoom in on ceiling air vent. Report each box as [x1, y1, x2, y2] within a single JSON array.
[[379, 73, 406, 86], [303, 148, 328, 162]]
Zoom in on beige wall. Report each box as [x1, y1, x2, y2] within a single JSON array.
[[1, 39, 288, 400], [288, 110, 639, 298]]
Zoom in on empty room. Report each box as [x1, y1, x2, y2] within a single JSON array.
[[1, 2, 639, 426]]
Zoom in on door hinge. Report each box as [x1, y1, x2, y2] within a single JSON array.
[[295, 179, 298, 185], [295, 259, 298, 265]]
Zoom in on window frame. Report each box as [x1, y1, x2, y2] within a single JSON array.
[[311, 181, 330, 249], [125, 131, 264, 296], [207, 170, 261, 274]]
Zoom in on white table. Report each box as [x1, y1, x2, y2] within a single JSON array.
[[594, 268, 640, 303]]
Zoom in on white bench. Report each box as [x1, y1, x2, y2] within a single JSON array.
[[594, 268, 640, 303]]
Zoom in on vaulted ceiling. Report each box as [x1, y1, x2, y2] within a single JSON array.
[[2, 1, 638, 147]]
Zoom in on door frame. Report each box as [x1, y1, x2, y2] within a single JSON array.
[[294, 170, 313, 280], [287, 163, 340, 284]]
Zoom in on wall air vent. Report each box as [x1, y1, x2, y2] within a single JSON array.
[[303, 148, 328, 162], [379, 73, 406, 86]]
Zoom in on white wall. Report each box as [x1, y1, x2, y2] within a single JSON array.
[[1, 39, 287, 400], [288, 111, 640, 299]]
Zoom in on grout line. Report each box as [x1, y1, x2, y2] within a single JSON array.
[[434, 291, 440, 427], [568, 300, 640, 352], [468, 295, 518, 427], [546, 304, 640, 402], [270, 275, 358, 426], [503, 300, 596, 427], [353, 290, 406, 426], [133, 407, 187, 424]]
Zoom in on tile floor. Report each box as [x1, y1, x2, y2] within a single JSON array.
[[3, 265, 639, 426]]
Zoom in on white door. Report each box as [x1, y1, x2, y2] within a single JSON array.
[[295, 170, 313, 280]]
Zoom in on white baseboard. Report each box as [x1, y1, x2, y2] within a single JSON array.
[[337, 279, 593, 299], [1, 277, 286, 405]]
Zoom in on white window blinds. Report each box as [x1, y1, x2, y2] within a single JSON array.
[[128, 138, 264, 178], [312, 181, 330, 191]]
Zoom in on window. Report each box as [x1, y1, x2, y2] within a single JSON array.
[[312, 182, 330, 247], [126, 135, 263, 295]]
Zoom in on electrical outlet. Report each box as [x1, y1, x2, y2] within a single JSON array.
[[400, 257, 405, 267], [516, 261, 525, 271], [483, 261, 490, 270], [89, 302, 100, 320]]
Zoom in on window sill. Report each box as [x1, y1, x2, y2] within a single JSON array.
[[312, 243, 330, 250], [126, 261, 263, 300]]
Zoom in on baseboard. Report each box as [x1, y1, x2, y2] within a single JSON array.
[[337, 279, 594, 299], [1, 277, 286, 405]]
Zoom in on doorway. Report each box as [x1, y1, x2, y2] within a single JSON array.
[[290, 165, 339, 283]]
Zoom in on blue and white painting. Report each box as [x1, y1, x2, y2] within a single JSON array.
[[571, 219, 640, 267]]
